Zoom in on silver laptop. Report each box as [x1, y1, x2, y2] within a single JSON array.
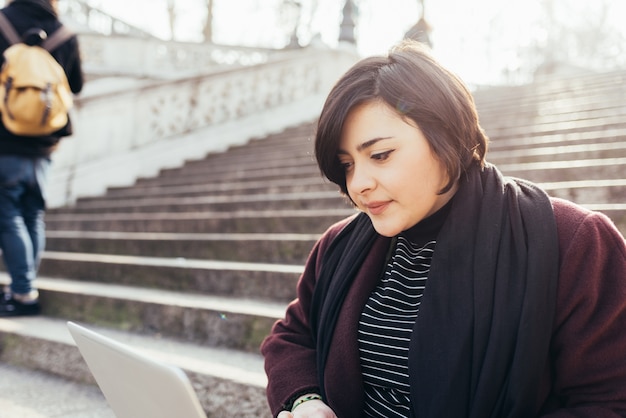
[[67, 321, 207, 418]]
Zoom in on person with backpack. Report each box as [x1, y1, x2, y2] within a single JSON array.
[[0, 0, 83, 316]]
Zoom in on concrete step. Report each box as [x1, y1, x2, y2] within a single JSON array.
[[0, 273, 285, 353], [243, 123, 313, 144], [82, 177, 337, 202], [133, 164, 321, 187], [497, 157, 626, 183], [45, 231, 319, 264], [487, 113, 626, 139], [0, 316, 268, 417], [539, 179, 626, 205], [221, 137, 310, 154], [487, 128, 626, 152], [480, 100, 626, 128], [57, 191, 351, 214], [184, 137, 313, 159], [26, 251, 302, 303], [478, 96, 626, 121], [488, 140, 626, 164], [44, 208, 355, 234], [216, 130, 311, 147], [159, 153, 317, 179], [478, 97, 625, 125], [188, 147, 312, 172], [474, 70, 626, 111]]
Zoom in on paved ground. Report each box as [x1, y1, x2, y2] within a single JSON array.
[[0, 363, 114, 418]]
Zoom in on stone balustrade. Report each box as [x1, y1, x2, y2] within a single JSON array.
[[58, 0, 291, 78], [49, 46, 359, 208], [77, 33, 284, 79], [59, 0, 159, 38]]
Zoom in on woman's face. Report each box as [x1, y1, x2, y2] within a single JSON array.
[[338, 100, 457, 237]]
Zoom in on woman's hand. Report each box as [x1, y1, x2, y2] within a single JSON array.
[[277, 399, 337, 418]]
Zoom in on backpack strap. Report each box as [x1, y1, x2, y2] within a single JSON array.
[[0, 11, 73, 51], [41, 25, 74, 52], [0, 12, 21, 45]]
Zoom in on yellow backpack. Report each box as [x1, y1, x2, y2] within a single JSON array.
[[0, 12, 73, 136]]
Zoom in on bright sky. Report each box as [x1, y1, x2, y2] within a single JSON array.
[[88, 0, 626, 85]]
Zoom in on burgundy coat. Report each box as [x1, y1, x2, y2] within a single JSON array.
[[261, 198, 626, 417]]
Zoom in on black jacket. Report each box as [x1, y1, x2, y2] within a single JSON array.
[[0, 0, 84, 157]]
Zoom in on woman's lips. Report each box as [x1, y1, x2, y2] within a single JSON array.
[[365, 201, 390, 216]]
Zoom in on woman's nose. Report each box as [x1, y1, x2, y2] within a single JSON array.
[[348, 164, 375, 195]]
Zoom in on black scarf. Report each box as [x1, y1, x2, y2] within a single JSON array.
[[309, 210, 377, 399], [310, 163, 559, 417]]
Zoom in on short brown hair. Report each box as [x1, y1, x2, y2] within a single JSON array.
[[315, 41, 488, 195]]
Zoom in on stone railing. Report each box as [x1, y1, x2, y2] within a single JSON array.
[[57, 0, 283, 78], [58, 0, 283, 78], [48, 46, 359, 207], [58, 0, 157, 38], [77, 33, 284, 79]]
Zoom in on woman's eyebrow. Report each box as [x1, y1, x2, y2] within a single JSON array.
[[338, 137, 392, 156], [357, 137, 392, 151]]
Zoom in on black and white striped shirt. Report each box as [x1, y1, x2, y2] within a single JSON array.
[[357, 203, 450, 417], [358, 237, 435, 417]]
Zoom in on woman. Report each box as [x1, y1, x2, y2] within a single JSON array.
[[261, 41, 626, 418]]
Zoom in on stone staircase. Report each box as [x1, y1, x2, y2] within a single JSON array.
[[0, 123, 353, 417], [474, 68, 626, 232], [1, 68, 625, 417]]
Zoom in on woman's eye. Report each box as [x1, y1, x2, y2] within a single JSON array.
[[340, 160, 354, 171], [372, 150, 393, 161]]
